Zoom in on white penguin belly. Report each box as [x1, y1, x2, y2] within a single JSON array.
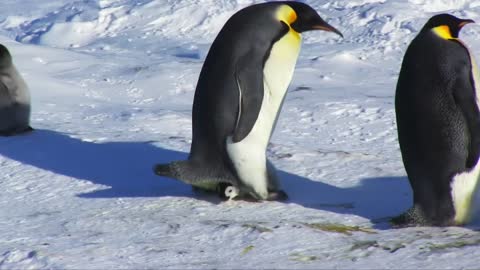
[[451, 47, 480, 224], [227, 30, 301, 199]]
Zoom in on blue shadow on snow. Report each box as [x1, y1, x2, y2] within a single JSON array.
[[0, 129, 411, 224]]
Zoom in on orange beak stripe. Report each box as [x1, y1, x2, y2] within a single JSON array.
[[459, 20, 475, 28]]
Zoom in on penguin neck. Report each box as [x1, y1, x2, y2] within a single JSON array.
[[260, 30, 302, 140]]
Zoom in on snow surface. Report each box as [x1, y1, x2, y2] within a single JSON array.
[[2, 0, 480, 268]]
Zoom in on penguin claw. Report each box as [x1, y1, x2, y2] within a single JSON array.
[[267, 190, 288, 201], [390, 214, 412, 228]]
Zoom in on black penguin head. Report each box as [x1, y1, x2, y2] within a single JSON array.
[[281, 2, 343, 37], [0, 44, 12, 68], [422, 13, 474, 39]]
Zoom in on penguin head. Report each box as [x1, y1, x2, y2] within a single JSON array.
[[0, 44, 12, 68], [422, 13, 474, 39], [216, 183, 239, 200], [279, 2, 343, 37], [224, 185, 239, 200]]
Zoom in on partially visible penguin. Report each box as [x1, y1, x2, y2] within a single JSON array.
[[0, 44, 32, 136], [154, 1, 342, 200], [395, 14, 480, 226]]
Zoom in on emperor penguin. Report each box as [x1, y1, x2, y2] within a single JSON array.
[[395, 14, 480, 226], [154, 1, 342, 201], [0, 44, 32, 136]]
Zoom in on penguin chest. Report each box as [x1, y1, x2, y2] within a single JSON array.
[[249, 30, 302, 146], [226, 30, 301, 198]]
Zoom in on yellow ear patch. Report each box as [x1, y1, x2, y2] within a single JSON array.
[[276, 5, 297, 25], [432, 25, 454, 40], [276, 5, 300, 40]]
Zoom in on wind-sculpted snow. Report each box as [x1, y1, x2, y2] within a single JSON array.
[[1, 0, 480, 269], [2, 0, 478, 54]]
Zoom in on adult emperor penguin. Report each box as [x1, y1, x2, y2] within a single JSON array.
[[154, 1, 342, 200], [395, 14, 480, 226], [0, 44, 32, 136]]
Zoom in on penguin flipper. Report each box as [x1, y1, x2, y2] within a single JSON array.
[[452, 65, 480, 168], [231, 50, 264, 143]]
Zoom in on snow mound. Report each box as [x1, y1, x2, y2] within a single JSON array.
[[3, 0, 480, 60], [7, 0, 263, 49], [13, 0, 128, 48]]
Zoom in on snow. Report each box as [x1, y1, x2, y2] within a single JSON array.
[[1, 0, 480, 268]]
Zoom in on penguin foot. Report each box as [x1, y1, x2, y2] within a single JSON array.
[[390, 206, 451, 227], [390, 213, 414, 228], [267, 190, 288, 201], [390, 206, 426, 228]]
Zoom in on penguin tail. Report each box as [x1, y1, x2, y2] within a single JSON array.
[[153, 160, 190, 180], [153, 163, 175, 178], [153, 163, 173, 177], [153, 160, 237, 191]]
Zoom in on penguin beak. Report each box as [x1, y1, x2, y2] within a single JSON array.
[[312, 23, 344, 38], [459, 19, 475, 28]]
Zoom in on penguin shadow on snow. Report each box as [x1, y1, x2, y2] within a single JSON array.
[[0, 129, 411, 225], [0, 129, 195, 199], [282, 172, 411, 228]]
